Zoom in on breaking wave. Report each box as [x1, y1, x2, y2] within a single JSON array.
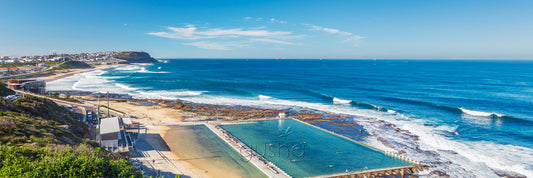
[[333, 97, 351, 105], [115, 64, 168, 73], [460, 107, 504, 117], [258, 95, 272, 100]]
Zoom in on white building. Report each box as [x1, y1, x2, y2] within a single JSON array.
[[99, 117, 121, 149]]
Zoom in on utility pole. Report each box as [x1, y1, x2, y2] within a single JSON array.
[[107, 91, 110, 117], [97, 94, 101, 145]]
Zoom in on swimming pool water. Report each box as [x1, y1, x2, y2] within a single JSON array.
[[221, 119, 413, 177]]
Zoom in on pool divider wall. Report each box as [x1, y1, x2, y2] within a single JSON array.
[[204, 123, 292, 178], [290, 118, 420, 165]]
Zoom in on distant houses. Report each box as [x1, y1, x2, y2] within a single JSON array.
[[50, 57, 71, 62], [0, 51, 118, 65]]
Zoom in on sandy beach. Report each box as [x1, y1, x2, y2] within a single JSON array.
[[39, 64, 125, 82], [104, 100, 267, 178]]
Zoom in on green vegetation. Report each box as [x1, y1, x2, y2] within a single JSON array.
[[0, 84, 15, 96], [0, 85, 141, 177], [56, 61, 92, 69], [0, 90, 86, 146], [49, 92, 81, 103], [0, 144, 140, 177]]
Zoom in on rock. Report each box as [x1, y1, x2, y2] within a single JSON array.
[[429, 170, 450, 177], [115, 51, 158, 63]]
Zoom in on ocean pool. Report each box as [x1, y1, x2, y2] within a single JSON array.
[[221, 119, 413, 177]]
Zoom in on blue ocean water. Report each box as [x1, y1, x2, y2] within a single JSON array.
[[48, 59, 533, 177]]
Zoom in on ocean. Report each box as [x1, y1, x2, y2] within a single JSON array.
[[47, 59, 533, 177]]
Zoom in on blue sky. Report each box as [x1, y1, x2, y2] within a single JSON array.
[[1, 0, 532, 59]]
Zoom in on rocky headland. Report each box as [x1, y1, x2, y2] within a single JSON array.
[[115, 51, 158, 63]]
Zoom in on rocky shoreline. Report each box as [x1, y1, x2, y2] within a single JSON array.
[[78, 95, 527, 178]]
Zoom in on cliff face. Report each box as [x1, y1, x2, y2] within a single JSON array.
[[115, 51, 158, 63]]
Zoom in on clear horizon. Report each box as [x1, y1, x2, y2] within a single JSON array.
[[1, 0, 532, 59]]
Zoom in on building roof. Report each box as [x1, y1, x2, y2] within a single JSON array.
[[100, 117, 120, 135], [122, 117, 133, 125]]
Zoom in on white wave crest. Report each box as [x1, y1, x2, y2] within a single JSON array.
[[134, 90, 206, 99], [460, 108, 504, 117], [114, 65, 169, 73], [137, 67, 169, 73], [115, 65, 143, 71], [130, 63, 154, 66], [333, 97, 352, 105], [115, 83, 136, 91], [258, 95, 272, 100]]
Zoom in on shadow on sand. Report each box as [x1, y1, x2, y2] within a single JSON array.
[[131, 133, 192, 178]]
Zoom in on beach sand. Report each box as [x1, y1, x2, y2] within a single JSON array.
[[163, 125, 266, 178], [106, 100, 266, 178], [39, 64, 124, 82]]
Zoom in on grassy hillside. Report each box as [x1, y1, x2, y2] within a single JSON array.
[[0, 84, 15, 96], [56, 61, 92, 69], [0, 144, 139, 177], [0, 85, 141, 177]]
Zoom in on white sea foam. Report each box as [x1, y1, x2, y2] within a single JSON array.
[[333, 97, 352, 105], [115, 65, 143, 71], [133, 90, 206, 99], [137, 66, 169, 73], [115, 64, 168, 73], [460, 107, 504, 117], [130, 63, 154, 66], [258, 95, 272, 100], [361, 110, 532, 177], [47, 69, 202, 100], [115, 83, 136, 91]]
